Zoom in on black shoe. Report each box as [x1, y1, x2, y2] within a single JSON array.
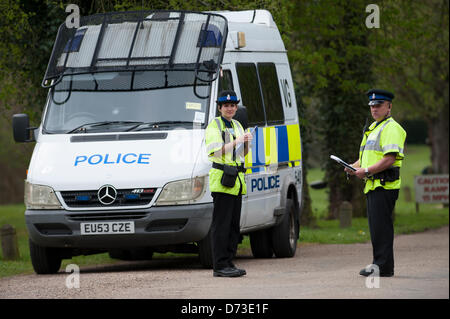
[[359, 268, 375, 277], [229, 263, 246, 276], [213, 267, 243, 277], [360, 268, 394, 277], [231, 267, 246, 276]]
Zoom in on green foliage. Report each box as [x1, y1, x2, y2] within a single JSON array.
[[372, 0, 449, 120], [0, 0, 31, 109], [371, 0, 449, 173], [0, 0, 66, 120], [0, 0, 31, 71]]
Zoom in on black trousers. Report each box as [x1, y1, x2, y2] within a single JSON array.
[[366, 187, 399, 273], [210, 192, 242, 270]]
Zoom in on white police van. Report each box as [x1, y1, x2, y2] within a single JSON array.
[[13, 10, 303, 274]]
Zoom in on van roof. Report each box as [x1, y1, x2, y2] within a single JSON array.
[[209, 10, 277, 28], [209, 10, 286, 52]]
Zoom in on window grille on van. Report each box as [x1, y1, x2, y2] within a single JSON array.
[[42, 10, 228, 97]]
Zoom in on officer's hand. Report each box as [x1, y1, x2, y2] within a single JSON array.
[[236, 133, 252, 144], [344, 167, 353, 174], [353, 168, 366, 179], [235, 135, 245, 144], [243, 132, 253, 143]]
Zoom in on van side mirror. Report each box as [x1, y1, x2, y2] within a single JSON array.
[[233, 105, 248, 130], [12, 114, 35, 143]]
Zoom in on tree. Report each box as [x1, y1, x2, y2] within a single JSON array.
[[372, 0, 449, 174], [291, 0, 374, 218], [0, 0, 35, 204]]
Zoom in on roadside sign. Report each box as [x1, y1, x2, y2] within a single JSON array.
[[414, 175, 449, 204]]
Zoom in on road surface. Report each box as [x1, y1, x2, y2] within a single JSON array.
[[0, 226, 448, 299]]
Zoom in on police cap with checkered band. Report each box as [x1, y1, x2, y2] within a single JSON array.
[[366, 89, 395, 106], [216, 90, 240, 105]]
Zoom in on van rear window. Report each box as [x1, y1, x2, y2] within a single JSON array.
[[236, 63, 265, 126], [257, 63, 284, 125]]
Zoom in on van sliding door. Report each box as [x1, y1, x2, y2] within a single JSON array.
[[236, 63, 273, 227]]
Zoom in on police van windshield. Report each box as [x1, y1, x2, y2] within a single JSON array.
[[43, 71, 211, 134]]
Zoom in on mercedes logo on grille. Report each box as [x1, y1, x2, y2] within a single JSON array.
[[97, 185, 117, 205]]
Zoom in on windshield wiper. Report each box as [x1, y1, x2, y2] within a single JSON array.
[[126, 121, 195, 131], [67, 121, 144, 134]]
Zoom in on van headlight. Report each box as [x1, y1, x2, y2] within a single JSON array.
[[154, 176, 206, 206], [25, 181, 63, 210]]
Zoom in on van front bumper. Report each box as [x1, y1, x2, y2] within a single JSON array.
[[25, 203, 213, 249]]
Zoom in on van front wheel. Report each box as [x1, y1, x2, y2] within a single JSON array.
[[29, 239, 62, 274], [271, 199, 299, 258]]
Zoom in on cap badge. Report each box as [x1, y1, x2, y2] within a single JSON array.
[[372, 93, 376, 99], [227, 94, 231, 100]]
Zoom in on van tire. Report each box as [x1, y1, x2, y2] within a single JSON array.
[[29, 239, 62, 274], [250, 229, 273, 258], [198, 230, 213, 269], [272, 199, 298, 258]]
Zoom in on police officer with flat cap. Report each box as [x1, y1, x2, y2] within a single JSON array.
[[345, 89, 406, 277], [205, 90, 253, 277]]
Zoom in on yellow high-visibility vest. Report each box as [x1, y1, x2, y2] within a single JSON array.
[[205, 117, 247, 195], [359, 117, 407, 194]]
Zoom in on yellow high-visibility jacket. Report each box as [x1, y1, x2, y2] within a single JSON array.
[[359, 117, 407, 194], [205, 117, 247, 195]]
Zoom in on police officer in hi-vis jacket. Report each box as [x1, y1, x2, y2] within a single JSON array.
[[345, 89, 406, 277], [205, 90, 253, 277]]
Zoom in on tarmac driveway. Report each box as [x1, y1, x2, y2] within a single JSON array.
[[0, 226, 448, 299]]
